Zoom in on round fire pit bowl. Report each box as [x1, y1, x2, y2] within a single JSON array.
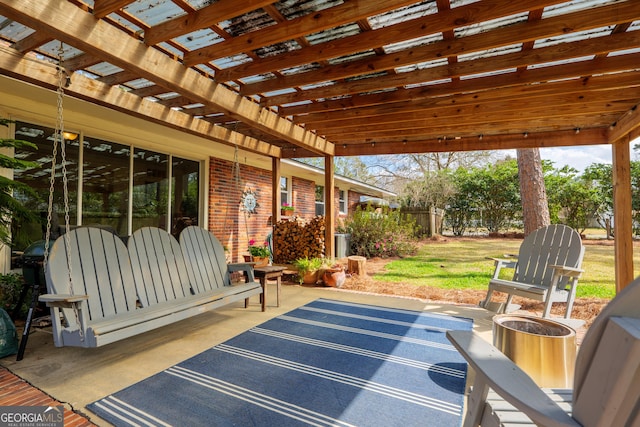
[[493, 314, 577, 388]]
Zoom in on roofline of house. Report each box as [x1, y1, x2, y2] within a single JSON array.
[[282, 158, 397, 199]]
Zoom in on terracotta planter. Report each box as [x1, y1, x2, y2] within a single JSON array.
[[243, 255, 269, 267], [323, 267, 346, 287], [281, 209, 294, 216], [302, 270, 319, 285]]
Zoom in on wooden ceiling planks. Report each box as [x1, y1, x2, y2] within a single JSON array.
[[0, 0, 637, 158]]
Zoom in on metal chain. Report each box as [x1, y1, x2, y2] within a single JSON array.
[[43, 46, 65, 268], [233, 144, 250, 243], [47, 42, 82, 339]]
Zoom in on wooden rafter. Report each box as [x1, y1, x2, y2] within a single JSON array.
[[279, 128, 610, 158], [297, 75, 640, 127], [246, 2, 639, 97], [144, 0, 277, 46], [0, 48, 281, 157], [218, 0, 565, 83], [183, 0, 424, 67], [93, 0, 133, 19], [0, 0, 333, 156]]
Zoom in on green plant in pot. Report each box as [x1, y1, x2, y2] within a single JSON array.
[[292, 257, 324, 285], [281, 203, 295, 215], [247, 239, 270, 266]]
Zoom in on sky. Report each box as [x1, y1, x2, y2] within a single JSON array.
[[516, 137, 640, 173]]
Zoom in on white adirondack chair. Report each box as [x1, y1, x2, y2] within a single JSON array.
[[480, 224, 585, 318], [448, 275, 640, 427]]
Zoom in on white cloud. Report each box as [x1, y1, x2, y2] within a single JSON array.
[[507, 137, 640, 173], [540, 144, 611, 172]]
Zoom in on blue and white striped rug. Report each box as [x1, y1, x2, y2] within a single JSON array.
[[88, 299, 473, 426]]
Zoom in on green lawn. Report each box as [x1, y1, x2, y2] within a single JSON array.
[[373, 237, 620, 300]]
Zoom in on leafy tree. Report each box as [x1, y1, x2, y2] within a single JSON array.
[[446, 168, 476, 236], [466, 160, 521, 233], [398, 170, 456, 209], [545, 166, 603, 233], [296, 157, 373, 184], [365, 151, 496, 192], [583, 161, 640, 235], [0, 119, 39, 246]]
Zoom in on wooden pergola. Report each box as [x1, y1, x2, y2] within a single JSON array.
[[0, 0, 639, 291]]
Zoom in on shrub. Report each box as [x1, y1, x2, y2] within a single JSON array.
[[0, 273, 26, 317], [339, 205, 417, 258]]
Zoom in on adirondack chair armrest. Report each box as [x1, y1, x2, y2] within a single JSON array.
[[446, 330, 580, 427], [486, 257, 518, 279], [39, 293, 89, 308], [548, 264, 584, 278], [228, 262, 256, 282]]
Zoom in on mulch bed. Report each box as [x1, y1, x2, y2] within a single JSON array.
[[321, 238, 611, 328]]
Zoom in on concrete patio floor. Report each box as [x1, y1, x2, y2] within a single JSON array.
[[0, 282, 496, 426]]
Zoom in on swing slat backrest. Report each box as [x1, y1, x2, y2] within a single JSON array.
[[45, 227, 138, 321], [128, 227, 192, 306], [179, 226, 231, 293]]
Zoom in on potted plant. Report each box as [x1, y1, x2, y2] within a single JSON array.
[[281, 203, 295, 216], [292, 257, 324, 285], [246, 239, 270, 267]]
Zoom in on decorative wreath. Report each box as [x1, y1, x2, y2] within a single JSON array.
[[241, 188, 259, 216]]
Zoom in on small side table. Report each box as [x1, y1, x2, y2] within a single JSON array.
[[253, 266, 286, 311]]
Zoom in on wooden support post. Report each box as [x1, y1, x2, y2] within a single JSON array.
[[272, 157, 281, 222], [325, 155, 335, 259], [612, 137, 634, 292], [347, 256, 367, 276]]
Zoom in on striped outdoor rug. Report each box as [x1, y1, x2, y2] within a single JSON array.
[[88, 299, 473, 426]]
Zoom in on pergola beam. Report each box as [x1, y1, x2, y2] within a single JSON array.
[[0, 49, 281, 158], [609, 104, 640, 143], [313, 91, 640, 132], [265, 50, 640, 107], [218, 0, 565, 82], [283, 71, 640, 117], [0, 0, 333, 156], [144, 0, 276, 46], [182, 0, 421, 67], [243, 3, 640, 96], [279, 128, 609, 158]]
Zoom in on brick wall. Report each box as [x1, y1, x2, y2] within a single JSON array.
[[348, 190, 364, 215], [208, 158, 273, 262], [208, 158, 380, 260], [291, 176, 316, 217]]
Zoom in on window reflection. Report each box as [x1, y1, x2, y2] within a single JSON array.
[[82, 137, 130, 235], [12, 122, 79, 250], [171, 158, 199, 237], [11, 121, 201, 251], [132, 148, 168, 232]]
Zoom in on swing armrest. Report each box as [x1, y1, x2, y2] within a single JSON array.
[[39, 293, 89, 308], [228, 263, 255, 282]]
